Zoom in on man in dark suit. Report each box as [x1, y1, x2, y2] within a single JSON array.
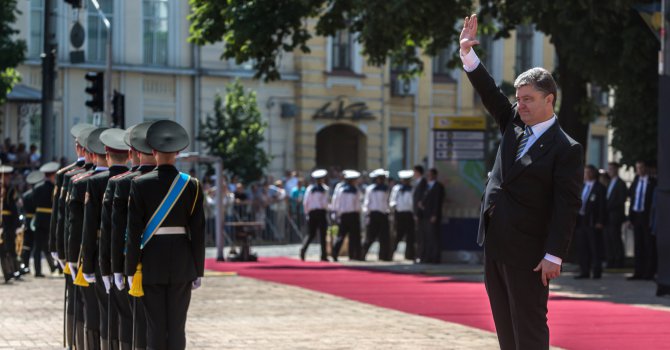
[[605, 162, 627, 268], [627, 160, 657, 280], [575, 165, 607, 279], [417, 168, 445, 263], [461, 15, 583, 350], [412, 165, 427, 262], [125, 120, 205, 350]]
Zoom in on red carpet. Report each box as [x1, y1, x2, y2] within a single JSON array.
[[206, 257, 670, 349]]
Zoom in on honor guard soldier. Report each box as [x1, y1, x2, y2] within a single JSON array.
[[69, 127, 111, 350], [300, 169, 329, 261], [57, 124, 95, 349], [80, 128, 130, 349], [107, 122, 155, 350], [19, 170, 45, 275], [330, 170, 362, 261], [390, 170, 416, 260], [362, 169, 392, 261], [125, 120, 205, 350], [0, 164, 21, 282], [33, 162, 61, 276]]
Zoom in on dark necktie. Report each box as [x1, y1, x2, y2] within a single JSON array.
[[516, 126, 533, 160]]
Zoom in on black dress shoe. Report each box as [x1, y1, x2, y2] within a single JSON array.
[[627, 275, 643, 281], [320, 257, 329, 262], [592, 275, 601, 280], [34, 273, 45, 278], [299, 249, 306, 261], [574, 274, 590, 279], [657, 284, 670, 297]]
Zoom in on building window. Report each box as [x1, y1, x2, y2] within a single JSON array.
[[388, 128, 407, 179], [143, 0, 169, 66], [588, 135, 606, 169], [432, 48, 457, 82], [29, 0, 44, 58], [331, 30, 353, 71], [87, 0, 113, 62], [515, 24, 534, 75]]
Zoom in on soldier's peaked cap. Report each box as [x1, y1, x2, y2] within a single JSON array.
[[70, 123, 95, 138], [100, 128, 130, 151], [26, 170, 45, 185], [39, 161, 60, 174], [146, 120, 189, 153], [128, 121, 155, 154], [85, 127, 109, 155], [75, 125, 96, 147]]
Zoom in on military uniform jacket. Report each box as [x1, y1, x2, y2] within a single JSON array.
[[48, 160, 83, 253], [66, 167, 101, 263], [56, 163, 92, 259], [22, 189, 36, 232], [81, 166, 128, 274], [1, 187, 20, 243], [32, 180, 55, 234], [125, 165, 205, 285], [99, 166, 135, 276], [109, 165, 154, 275]]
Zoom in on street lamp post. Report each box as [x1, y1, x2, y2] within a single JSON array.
[[89, 0, 112, 126]]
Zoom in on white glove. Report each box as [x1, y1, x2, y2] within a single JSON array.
[[114, 273, 125, 291], [51, 252, 59, 261], [128, 276, 134, 290], [192, 277, 202, 290], [68, 263, 77, 279], [83, 273, 96, 283], [102, 275, 112, 293]]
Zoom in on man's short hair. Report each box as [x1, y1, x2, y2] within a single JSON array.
[[608, 161, 620, 168], [429, 168, 438, 177], [414, 165, 424, 175], [514, 67, 558, 107]]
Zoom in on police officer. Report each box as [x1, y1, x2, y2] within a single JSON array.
[[31, 162, 61, 277], [125, 120, 204, 350], [390, 170, 415, 260], [330, 170, 362, 261], [362, 169, 391, 261], [81, 128, 130, 350], [109, 122, 155, 349], [56, 124, 95, 349], [20, 170, 44, 276], [300, 169, 329, 261]]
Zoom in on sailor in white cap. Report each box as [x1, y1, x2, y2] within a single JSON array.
[[390, 170, 416, 260], [362, 169, 392, 261], [330, 170, 363, 261], [299, 169, 330, 261]]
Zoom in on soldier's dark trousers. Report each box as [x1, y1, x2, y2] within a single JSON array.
[[20, 230, 33, 272], [95, 271, 119, 348], [301, 210, 328, 260], [81, 284, 101, 349], [362, 211, 391, 261], [393, 211, 415, 260], [32, 231, 50, 275], [113, 285, 147, 348], [143, 282, 192, 350], [333, 212, 362, 260]]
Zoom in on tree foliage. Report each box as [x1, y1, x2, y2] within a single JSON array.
[[0, 0, 26, 105], [188, 0, 472, 81], [198, 80, 270, 183]]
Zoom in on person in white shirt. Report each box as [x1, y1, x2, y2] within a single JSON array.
[[390, 170, 415, 260], [330, 170, 362, 261], [300, 169, 330, 261], [362, 169, 391, 261]]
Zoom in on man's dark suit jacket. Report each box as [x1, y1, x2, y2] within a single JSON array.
[[628, 175, 657, 222], [421, 181, 445, 222], [581, 181, 607, 228], [468, 64, 584, 270], [606, 178, 627, 225], [413, 178, 427, 218]]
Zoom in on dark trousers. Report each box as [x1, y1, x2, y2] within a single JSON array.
[[363, 211, 391, 261], [301, 210, 328, 259], [604, 216, 625, 267], [66, 274, 85, 348], [576, 221, 603, 278], [333, 212, 362, 260], [94, 272, 118, 343], [485, 256, 549, 350], [81, 285, 100, 331], [143, 282, 192, 350], [31, 231, 55, 275], [113, 285, 147, 347], [418, 218, 440, 263], [393, 212, 415, 260], [632, 212, 656, 278], [21, 229, 33, 269]]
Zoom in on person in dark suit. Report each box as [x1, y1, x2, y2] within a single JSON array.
[[417, 168, 445, 263], [412, 165, 427, 262], [575, 165, 607, 279], [125, 120, 205, 350], [32, 163, 61, 277], [627, 160, 657, 280], [604, 162, 627, 268], [460, 15, 583, 350]]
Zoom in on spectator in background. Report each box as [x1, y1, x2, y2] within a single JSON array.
[[29, 144, 40, 169], [413, 165, 427, 263], [290, 178, 306, 232], [627, 160, 657, 280], [15, 143, 29, 170], [575, 165, 607, 279], [605, 162, 627, 268], [269, 180, 287, 240], [416, 168, 444, 264], [284, 171, 299, 197]]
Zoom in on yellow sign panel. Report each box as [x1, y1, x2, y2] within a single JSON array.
[[433, 116, 486, 130]]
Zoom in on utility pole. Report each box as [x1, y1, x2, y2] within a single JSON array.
[[40, 0, 56, 162], [89, 0, 113, 126]]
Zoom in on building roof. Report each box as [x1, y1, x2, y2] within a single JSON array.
[[7, 84, 41, 103]]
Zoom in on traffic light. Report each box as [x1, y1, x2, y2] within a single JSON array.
[[85, 72, 104, 112], [64, 0, 82, 8], [112, 90, 125, 128]]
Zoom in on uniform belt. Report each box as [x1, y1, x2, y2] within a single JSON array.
[[155, 227, 187, 235], [25, 213, 35, 218], [1, 210, 12, 215], [36, 207, 53, 214]]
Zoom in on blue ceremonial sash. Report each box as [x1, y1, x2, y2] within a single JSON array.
[[139, 172, 191, 249]]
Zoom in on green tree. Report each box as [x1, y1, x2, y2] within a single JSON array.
[[199, 80, 270, 183], [188, 0, 473, 81], [0, 0, 26, 105], [478, 0, 658, 162]]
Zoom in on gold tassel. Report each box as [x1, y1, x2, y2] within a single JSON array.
[[63, 262, 71, 275], [128, 263, 144, 297], [73, 263, 89, 287]]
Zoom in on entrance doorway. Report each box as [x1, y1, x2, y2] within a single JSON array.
[[316, 124, 366, 170]]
